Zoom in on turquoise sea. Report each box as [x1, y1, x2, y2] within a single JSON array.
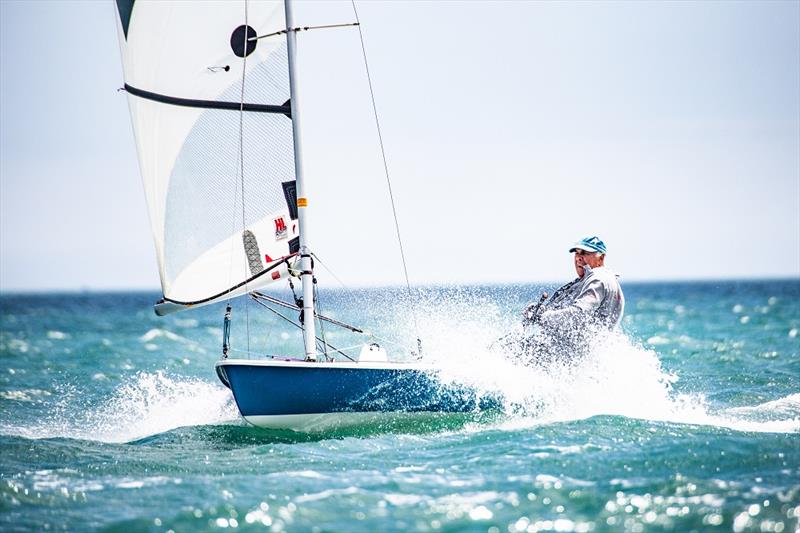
[[1, 280, 798, 532]]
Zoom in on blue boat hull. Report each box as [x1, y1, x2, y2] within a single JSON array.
[[216, 359, 499, 430]]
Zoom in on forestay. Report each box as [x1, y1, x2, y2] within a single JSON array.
[[115, 0, 300, 314]]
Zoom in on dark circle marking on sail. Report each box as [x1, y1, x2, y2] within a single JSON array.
[[231, 25, 257, 58]]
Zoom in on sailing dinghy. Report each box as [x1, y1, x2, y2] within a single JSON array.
[[114, 0, 495, 430]]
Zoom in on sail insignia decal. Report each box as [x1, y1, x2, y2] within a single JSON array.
[[116, 0, 135, 39], [124, 84, 292, 115], [282, 181, 298, 220], [274, 217, 288, 241], [231, 25, 258, 58]]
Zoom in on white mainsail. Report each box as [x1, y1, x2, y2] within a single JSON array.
[[115, 0, 300, 314]]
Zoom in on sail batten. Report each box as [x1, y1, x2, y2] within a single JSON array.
[[124, 83, 292, 115], [116, 0, 298, 313]]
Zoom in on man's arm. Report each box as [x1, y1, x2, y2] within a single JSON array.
[[521, 279, 579, 326], [538, 278, 607, 328]]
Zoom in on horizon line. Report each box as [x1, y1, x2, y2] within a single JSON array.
[[1, 275, 799, 296]]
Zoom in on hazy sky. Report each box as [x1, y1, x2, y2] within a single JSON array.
[[1, 0, 798, 292]]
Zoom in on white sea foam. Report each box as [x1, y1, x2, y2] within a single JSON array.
[[725, 393, 800, 421], [409, 293, 800, 435], [294, 486, 361, 503], [0, 371, 239, 443], [139, 328, 188, 343], [0, 389, 52, 402]]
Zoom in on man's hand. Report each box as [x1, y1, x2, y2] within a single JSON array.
[[522, 292, 549, 325]]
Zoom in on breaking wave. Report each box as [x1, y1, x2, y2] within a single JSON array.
[[2, 288, 796, 441], [1, 371, 239, 443], [410, 292, 800, 435]]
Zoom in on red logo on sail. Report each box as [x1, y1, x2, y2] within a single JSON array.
[[274, 216, 288, 240]]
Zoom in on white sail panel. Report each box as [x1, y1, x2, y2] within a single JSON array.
[[115, 1, 299, 311], [118, 1, 287, 104]]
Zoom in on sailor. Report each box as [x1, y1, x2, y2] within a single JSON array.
[[528, 235, 624, 330], [516, 236, 624, 363]]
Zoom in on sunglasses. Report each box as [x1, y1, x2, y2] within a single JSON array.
[[574, 249, 595, 256]]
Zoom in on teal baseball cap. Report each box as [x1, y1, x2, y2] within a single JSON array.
[[569, 236, 607, 254]]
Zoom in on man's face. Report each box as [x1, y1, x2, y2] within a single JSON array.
[[573, 249, 605, 277]]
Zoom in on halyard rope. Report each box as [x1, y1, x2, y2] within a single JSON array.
[[238, 0, 251, 355]]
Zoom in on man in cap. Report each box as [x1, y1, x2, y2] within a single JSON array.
[[524, 235, 624, 332], [509, 236, 624, 364]]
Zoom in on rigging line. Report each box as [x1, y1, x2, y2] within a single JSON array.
[[313, 282, 331, 361], [367, 332, 417, 354], [223, 2, 251, 325], [227, 341, 366, 361], [251, 292, 410, 358], [256, 290, 414, 354], [350, 0, 421, 343], [310, 253, 350, 290], [248, 22, 360, 42], [225, 347, 304, 359], [251, 291, 364, 333], [250, 297, 356, 361], [226, 347, 297, 359], [239, 0, 251, 356], [225, 155, 242, 311]]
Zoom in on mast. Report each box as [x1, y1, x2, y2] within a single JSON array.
[[284, 0, 317, 361]]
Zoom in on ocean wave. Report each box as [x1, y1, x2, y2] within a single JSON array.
[[0, 388, 52, 402], [139, 328, 189, 343], [0, 371, 239, 443], [405, 295, 799, 435]]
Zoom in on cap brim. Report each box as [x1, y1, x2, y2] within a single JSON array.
[[569, 243, 598, 253]]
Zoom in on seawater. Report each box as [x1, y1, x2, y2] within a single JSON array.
[[0, 280, 798, 532]]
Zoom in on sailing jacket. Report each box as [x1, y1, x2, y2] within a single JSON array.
[[538, 265, 625, 330]]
